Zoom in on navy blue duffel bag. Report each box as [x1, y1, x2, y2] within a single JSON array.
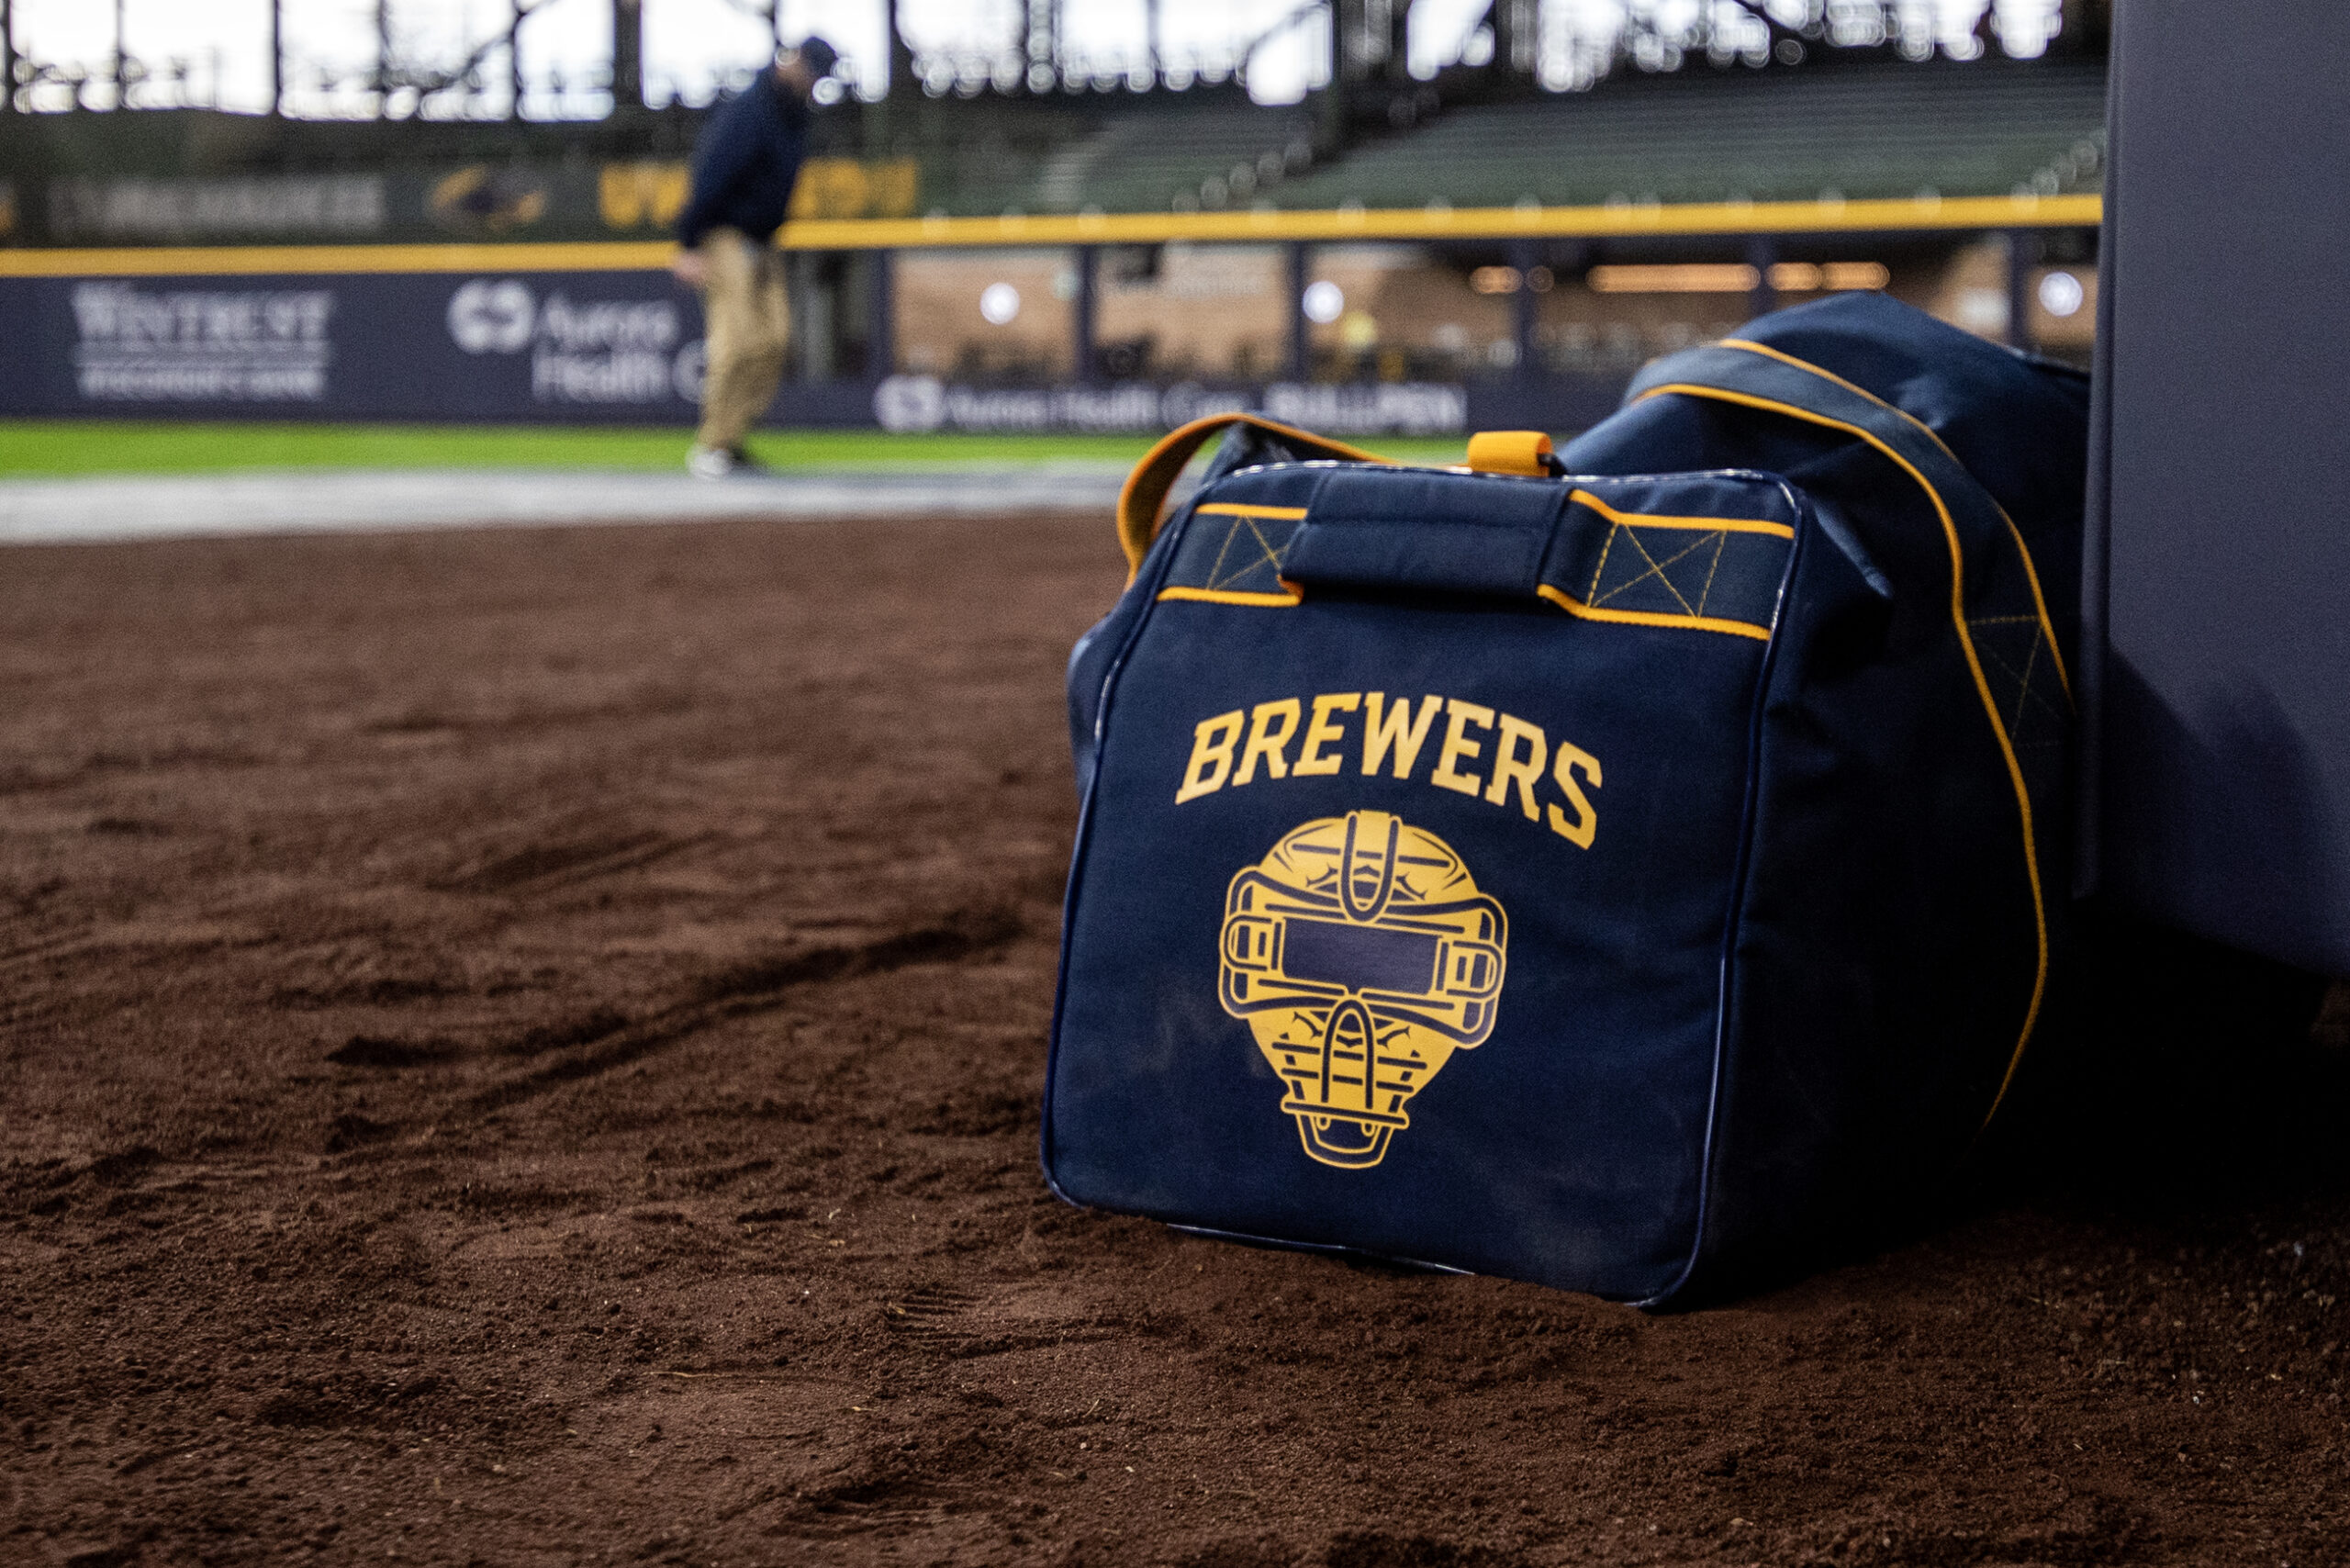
[[1045, 293, 2088, 1305]]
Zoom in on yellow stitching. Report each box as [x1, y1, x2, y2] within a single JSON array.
[[1635, 376, 2049, 1129], [1197, 514, 1295, 592], [1119, 413, 1387, 580], [2011, 633, 2042, 734], [1204, 518, 1283, 590], [1568, 487, 1795, 539], [1595, 527, 1711, 615], [1202, 516, 1242, 591], [1536, 583, 1773, 641], [1243, 518, 1287, 580], [1156, 586, 1303, 607], [1695, 530, 1728, 615], [1972, 633, 2068, 731], [1718, 338, 2071, 701], [1999, 510, 2072, 703], [1586, 521, 1620, 601], [1195, 503, 1310, 520], [1618, 529, 1707, 614]]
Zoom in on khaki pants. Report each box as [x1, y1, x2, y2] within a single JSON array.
[[693, 227, 791, 453]]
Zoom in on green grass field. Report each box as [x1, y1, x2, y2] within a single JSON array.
[[0, 420, 1469, 478]]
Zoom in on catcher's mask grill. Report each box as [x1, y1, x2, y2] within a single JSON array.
[[1220, 810, 1507, 1169]]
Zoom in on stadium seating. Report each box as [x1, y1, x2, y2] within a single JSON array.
[[1272, 63, 2106, 211], [924, 62, 2105, 219], [923, 101, 1319, 218]]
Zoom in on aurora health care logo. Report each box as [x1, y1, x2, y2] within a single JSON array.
[[445, 278, 703, 404]]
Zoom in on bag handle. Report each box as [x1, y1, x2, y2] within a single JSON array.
[[1116, 412, 1393, 579]]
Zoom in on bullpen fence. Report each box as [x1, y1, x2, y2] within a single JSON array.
[[0, 196, 2098, 435]]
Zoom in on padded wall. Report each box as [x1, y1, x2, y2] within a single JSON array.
[[2083, 0, 2350, 973]]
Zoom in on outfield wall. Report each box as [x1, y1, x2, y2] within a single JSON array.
[[0, 258, 1623, 434], [0, 196, 2097, 434], [0, 264, 1624, 433]]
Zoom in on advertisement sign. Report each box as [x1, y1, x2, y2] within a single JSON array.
[[28, 159, 921, 246], [46, 176, 388, 243], [0, 268, 712, 423], [869, 376, 1472, 436], [444, 277, 704, 406], [0, 266, 1625, 431], [66, 281, 338, 403]]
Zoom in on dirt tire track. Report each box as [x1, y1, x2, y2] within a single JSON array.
[[455, 904, 1024, 1118]]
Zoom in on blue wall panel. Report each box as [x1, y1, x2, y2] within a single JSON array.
[[2085, 0, 2350, 971]]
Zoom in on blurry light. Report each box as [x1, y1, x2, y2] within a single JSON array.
[[811, 77, 844, 106], [1823, 262, 1890, 290], [1587, 263, 1888, 295], [1302, 280, 1345, 324], [1471, 266, 1521, 295], [1588, 263, 1759, 294], [2038, 270, 2086, 318], [1765, 262, 1891, 292], [1526, 266, 1554, 293], [979, 283, 1021, 325], [1954, 287, 2009, 336], [1339, 311, 1379, 352]]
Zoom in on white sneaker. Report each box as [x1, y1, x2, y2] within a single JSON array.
[[687, 445, 735, 479]]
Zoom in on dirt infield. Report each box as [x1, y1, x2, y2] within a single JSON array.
[[5, 511, 2349, 1567]]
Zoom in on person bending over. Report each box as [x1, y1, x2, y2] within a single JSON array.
[[671, 36, 837, 478]]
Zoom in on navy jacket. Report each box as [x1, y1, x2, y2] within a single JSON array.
[[675, 70, 810, 249]]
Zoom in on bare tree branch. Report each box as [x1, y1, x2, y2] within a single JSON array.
[[1239, 0, 1327, 86], [396, 0, 555, 104], [1718, 1, 1810, 46]]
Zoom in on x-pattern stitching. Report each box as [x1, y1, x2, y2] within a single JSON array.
[[1592, 524, 1727, 616], [1203, 517, 1292, 592], [1969, 620, 2070, 731]]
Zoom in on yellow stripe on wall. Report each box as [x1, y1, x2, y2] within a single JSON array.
[[0, 241, 679, 276], [788, 193, 2099, 250], [0, 193, 2101, 277]]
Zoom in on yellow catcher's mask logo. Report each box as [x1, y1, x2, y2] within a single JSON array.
[[1219, 810, 1507, 1170]]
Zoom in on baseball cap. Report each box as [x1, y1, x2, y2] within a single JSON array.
[[792, 36, 841, 78]]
